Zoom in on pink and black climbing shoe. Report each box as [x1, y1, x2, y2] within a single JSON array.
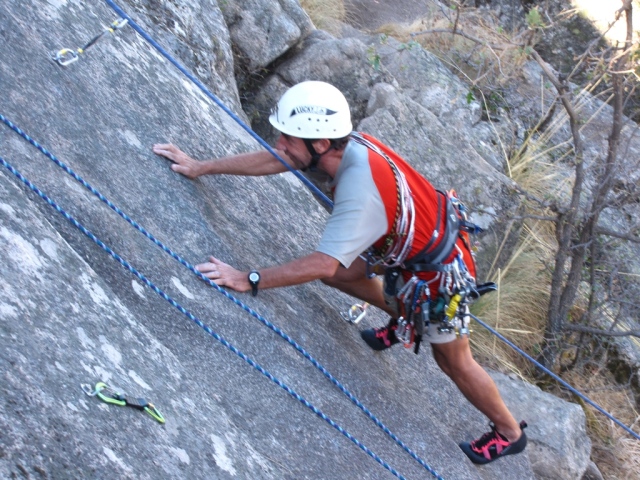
[[360, 318, 400, 351], [459, 421, 528, 465]]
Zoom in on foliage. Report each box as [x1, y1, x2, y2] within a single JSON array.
[[470, 228, 550, 378], [525, 7, 544, 29], [366, 45, 381, 70]]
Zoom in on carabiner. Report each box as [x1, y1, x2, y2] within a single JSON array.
[[144, 404, 165, 424], [110, 18, 129, 30], [340, 303, 368, 324], [53, 48, 79, 66], [81, 381, 108, 396]]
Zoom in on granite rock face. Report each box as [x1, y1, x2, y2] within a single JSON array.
[[1, 1, 592, 479]]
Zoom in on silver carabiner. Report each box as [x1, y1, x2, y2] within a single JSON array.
[[395, 316, 413, 345], [81, 383, 99, 396], [340, 302, 368, 324], [81, 381, 108, 396], [53, 48, 79, 66], [52, 18, 128, 67], [111, 18, 129, 30]]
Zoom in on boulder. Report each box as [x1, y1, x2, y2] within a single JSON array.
[[582, 461, 605, 480], [125, 0, 244, 116], [220, 0, 314, 71], [357, 33, 518, 175], [245, 30, 394, 144]]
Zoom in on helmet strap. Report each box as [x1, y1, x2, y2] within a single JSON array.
[[303, 139, 323, 172]]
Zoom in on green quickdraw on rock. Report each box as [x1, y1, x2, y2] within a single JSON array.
[[52, 18, 129, 66], [81, 381, 165, 424]]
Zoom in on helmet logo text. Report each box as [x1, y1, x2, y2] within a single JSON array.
[[290, 106, 338, 117]]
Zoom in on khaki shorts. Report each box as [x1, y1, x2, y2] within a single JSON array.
[[424, 305, 470, 344]]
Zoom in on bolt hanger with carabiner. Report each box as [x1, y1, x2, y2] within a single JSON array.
[[52, 18, 129, 66]]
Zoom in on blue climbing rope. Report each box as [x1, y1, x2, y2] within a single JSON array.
[[0, 113, 444, 478], [0, 153, 408, 480], [469, 313, 640, 442], [104, 0, 334, 211]]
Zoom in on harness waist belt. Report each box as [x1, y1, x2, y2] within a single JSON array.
[[405, 191, 460, 271]]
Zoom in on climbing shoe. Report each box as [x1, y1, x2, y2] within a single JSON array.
[[459, 421, 528, 465], [360, 318, 400, 351]]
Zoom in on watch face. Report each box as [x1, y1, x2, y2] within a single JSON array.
[[249, 272, 260, 283]]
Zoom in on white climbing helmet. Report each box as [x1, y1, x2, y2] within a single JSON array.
[[269, 81, 353, 139]]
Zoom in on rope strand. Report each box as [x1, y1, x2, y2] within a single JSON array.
[[104, 0, 334, 211], [0, 112, 444, 477], [0, 153, 409, 479], [469, 313, 640, 441]]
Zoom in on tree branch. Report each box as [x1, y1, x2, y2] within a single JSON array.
[[595, 227, 640, 243], [564, 324, 640, 338], [530, 48, 587, 345], [566, 0, 632, 83], [511, 183, 564, 213], [508, 214, 558, 222]]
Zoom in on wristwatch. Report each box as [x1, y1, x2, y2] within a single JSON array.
[[248, 270, 261, 296]]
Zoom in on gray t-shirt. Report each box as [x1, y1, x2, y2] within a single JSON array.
[[315, 141, 388, 268]]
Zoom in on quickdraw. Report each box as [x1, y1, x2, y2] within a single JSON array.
[[437, 279, 498, 336], [81, 381, 165, 424], [52, 18, 129, 66]]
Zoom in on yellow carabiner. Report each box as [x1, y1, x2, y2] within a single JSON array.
[[445, 293, 461, 321]]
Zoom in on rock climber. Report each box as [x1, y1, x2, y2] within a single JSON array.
[[153, 80, 527, 464]]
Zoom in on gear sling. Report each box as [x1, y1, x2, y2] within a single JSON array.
[[352, 133, 496, 354]]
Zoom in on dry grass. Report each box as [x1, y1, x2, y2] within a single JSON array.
[[556, 369, 640, 479], [376, 5, 531, 93], [470, 223, 551, 378], [299, 0, 347, 36]]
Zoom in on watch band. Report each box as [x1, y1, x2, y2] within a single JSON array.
[[248, 270, 260, 296]]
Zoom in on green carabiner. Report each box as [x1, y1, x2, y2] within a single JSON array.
[[143, 404, 165, 424], [81, 381, 165, 424]]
